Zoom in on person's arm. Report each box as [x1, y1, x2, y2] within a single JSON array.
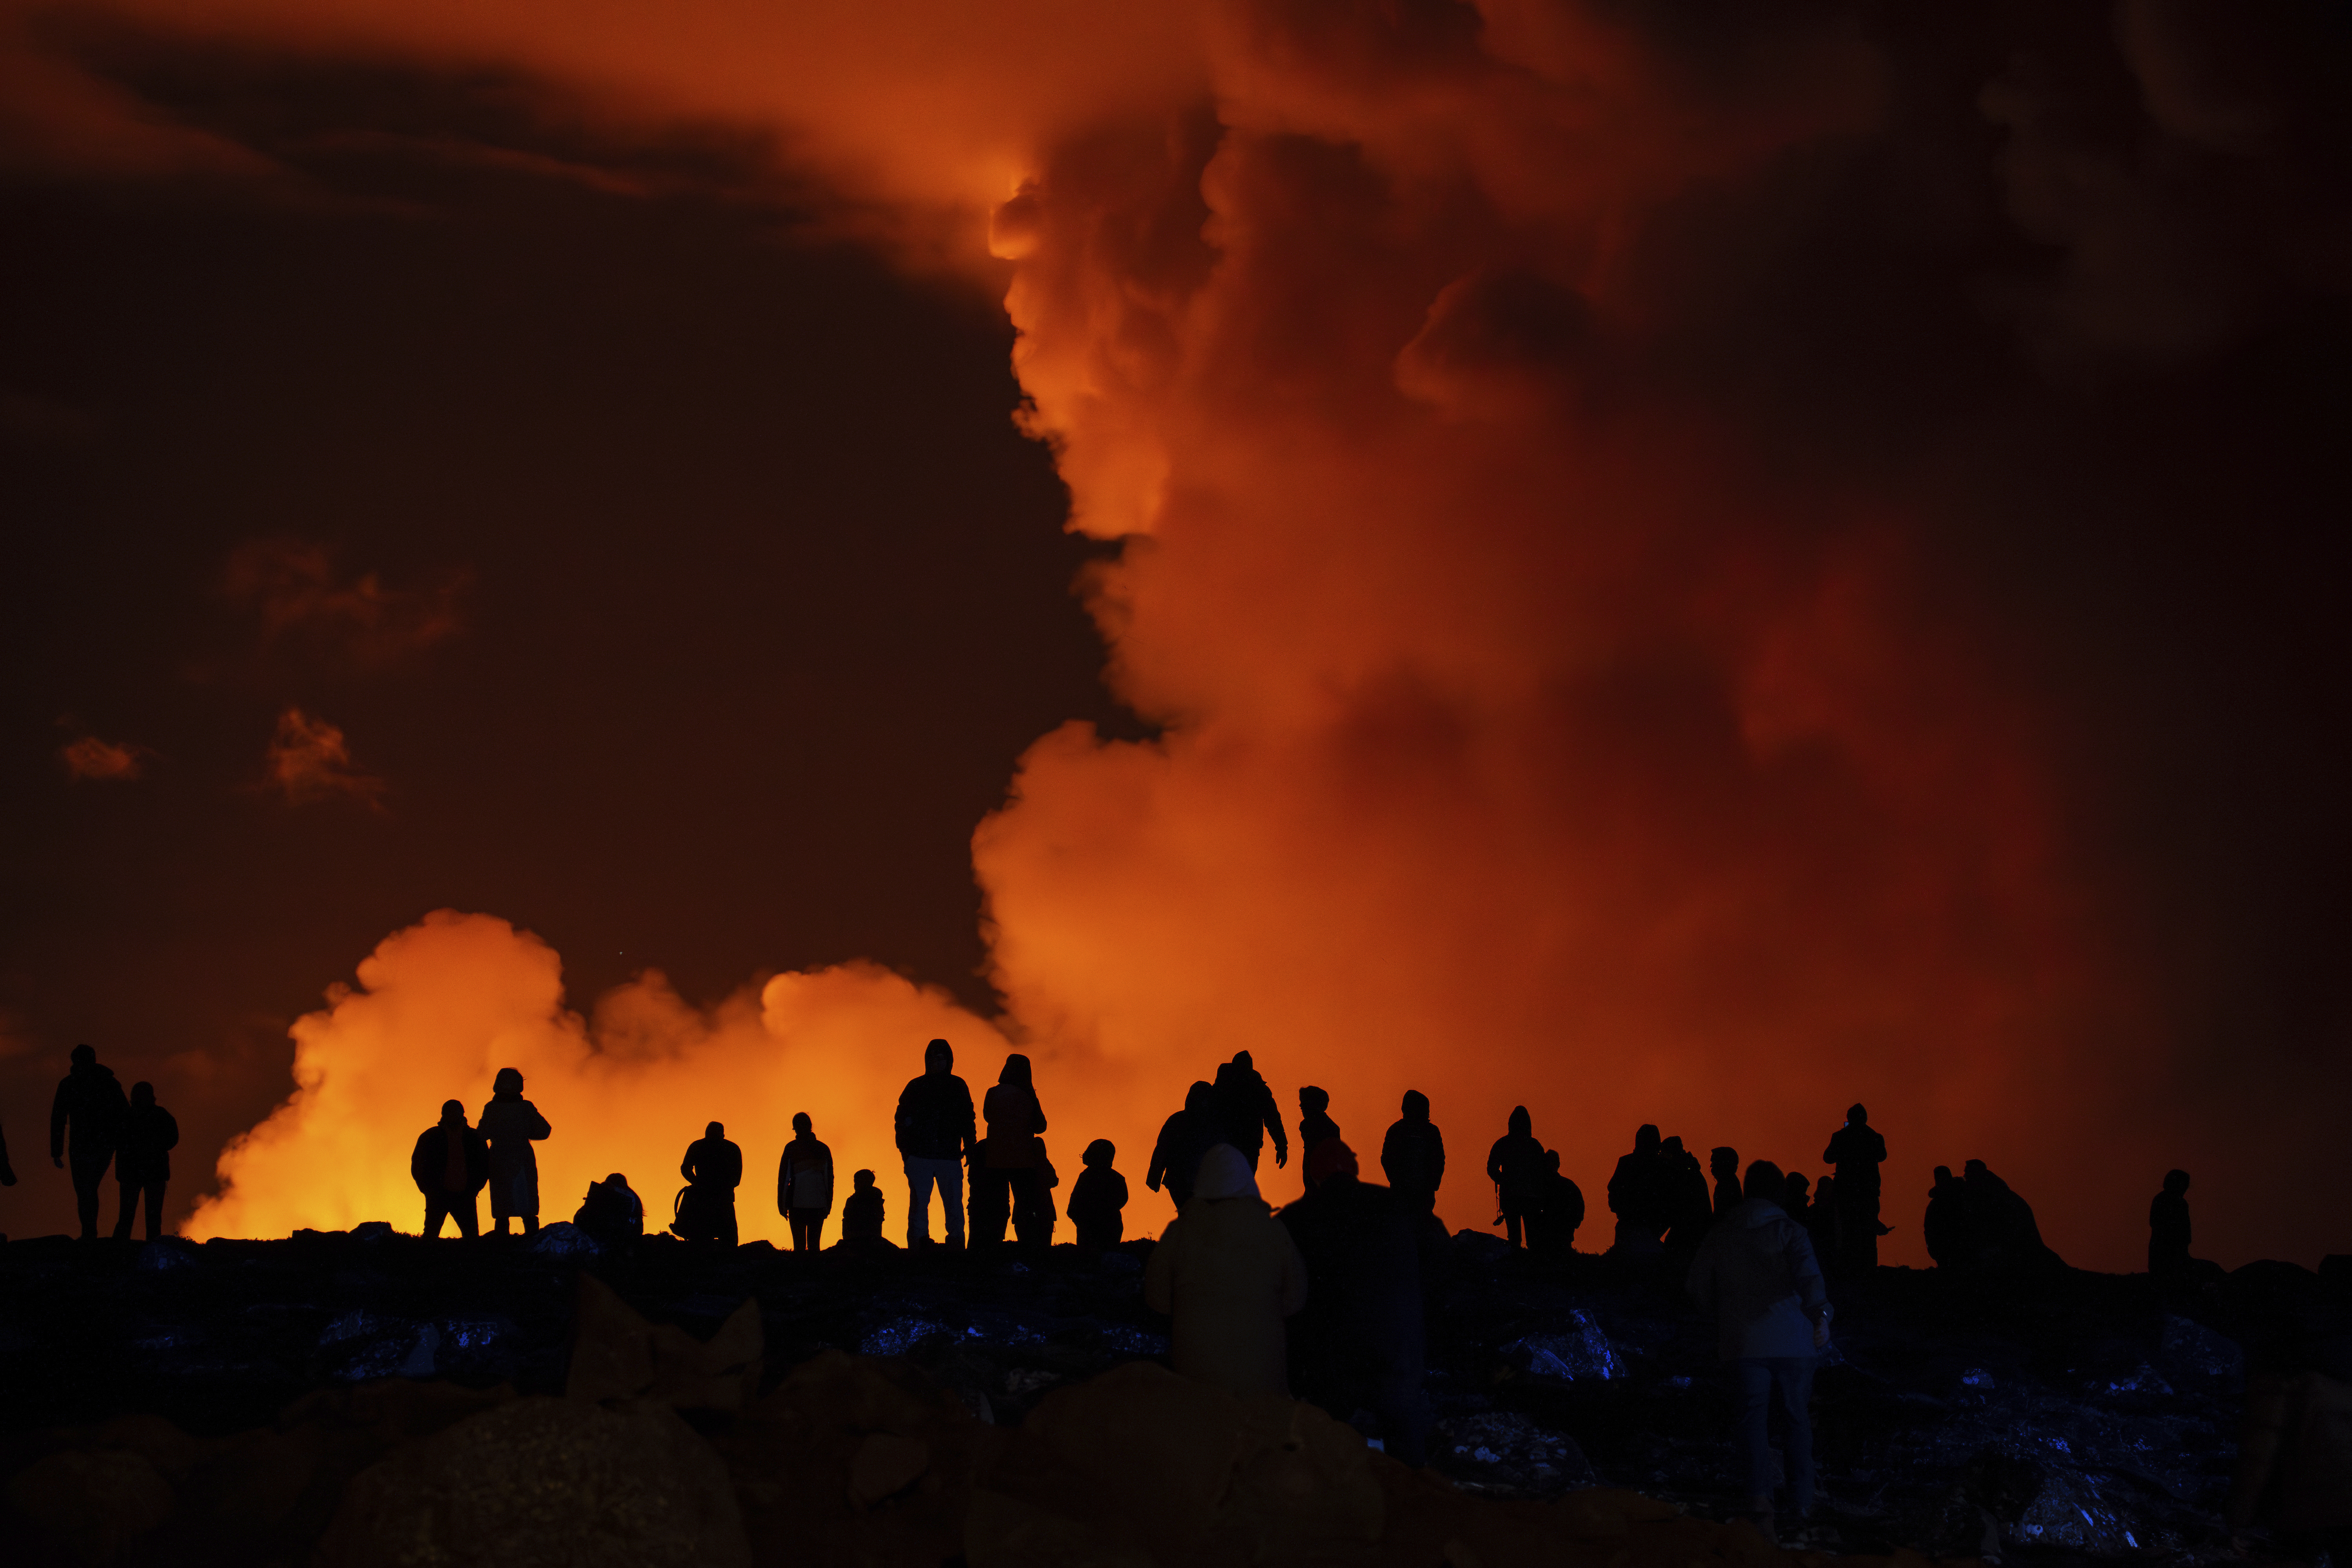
[[777, 1147, 792, 1215], [893, 1083, 914, 1157], [1146, 1123, 1169, 1192], [958, 1081, 977, 1161], [1261, 1087, 1287, 1166], [526, 1103, 552, 1140], [160, 1111, 179, 1152], [411, 1133, 435, 1194], [1032, 1094, 1047, 1136], [1432, 1128, 1445, 1185]]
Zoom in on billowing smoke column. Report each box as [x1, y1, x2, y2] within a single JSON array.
[[126, 0, 2345, 1265]]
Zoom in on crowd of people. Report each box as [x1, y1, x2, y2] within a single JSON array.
[[9, 1038, 2221, 1539]]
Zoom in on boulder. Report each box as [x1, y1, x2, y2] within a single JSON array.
[[563, 1272, 762, 1411]]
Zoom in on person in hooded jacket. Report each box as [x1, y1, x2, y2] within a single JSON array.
[[112, 1082, 178, 1241], [1145, 1143, 1308, 1396], [1608, 1124, 1667, 1254], [1661, 1136, 1715, 1251], [842, 1170, 888, 1245], [1688, 1160, 1832, 1539], [1280, 1139, 1432, 1463], [411, 1100, 490, 1239], [479, 1067, 552, 1236], [1211, 1052, 1288, 1172], [575, 1172, 644, 1248], [1710, 1147, 1742, 1220], [51, 1044, 128, 1240], [680, 1121, 743, 1246], [970, 1054, 1047, 1250], [1485, 1106, 1547, 1249], [1379, 1091, 1445, 1215], [895, 1037, 976, 1249], [779, 1112, 835, 1251], [1922, 1166, 1967, 1269], [1066, 1138, 1128, 1251], [1147, 1081, 1218, 1209], [1533, 1150, 1585, 1256], [2149, 1169, 2194, 1279], [1297, 1087, 1339, 1176]]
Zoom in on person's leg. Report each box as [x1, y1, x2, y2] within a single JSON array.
[[424, 1198, 446, 1238], [455, 1192, 479, 1238], [1504, 1212, 1524, 1249], [722, 1204, 739, 1248], [522, 1214, 539, 1236], [905, 1160, 934, 1247], [1733, 1359, 1775, 1523], [940, 1160, 966, 1249], [143, 1180, 165, 1241], [971, 1167, 1008, 1249], [113, 1181, 137, 1239], [809, 1214, 826, 1249], [1775, 1357, 1817, 1518], [788, 1214, 807, 1251], [72, 1159, 105, 1240]]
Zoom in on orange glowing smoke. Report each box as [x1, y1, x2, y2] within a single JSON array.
[[80, 0, 2272, 1267]]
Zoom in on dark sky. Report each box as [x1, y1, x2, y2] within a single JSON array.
[[0, 58, 1128, 1236]]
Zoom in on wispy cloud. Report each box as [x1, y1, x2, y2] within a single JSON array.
[[60, 734, 147, 781], [225, 538, 466, 672], [265, 708, 385, 808]]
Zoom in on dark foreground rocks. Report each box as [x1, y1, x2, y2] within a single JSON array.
[[0, 1225, 2345, 1566]]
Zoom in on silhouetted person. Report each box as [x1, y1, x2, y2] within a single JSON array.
[[112, 1082, 178, 1241], [0, 1120, 14, 1187], [1280, 1139, 1432, 1465], [1298, 1086, 1339, 1178], [1533, 1149, 1585, 1256], [1380, 1090, 1445, 1215], [1806, 1174, 1840, 1265], [411, 1100, 490, 1239], [1212, 1051, 1288, 1171], [51, 1044, 127, 1240], [1485, 1106, 1547, 1249], [1962, 1159, 2062, 1273], [1823, 1103, 1887, 1270], [1661, 1135, 1713, 1250], [1148, 1081, 1218, 1209], [679, 1121, 743, 1246], [2149, 1169, 2193, 1279], [843, 1170, 887, 1245], [479, 1067, 551, 1237], [1608, 1124, 1667, 1254], [971, 1054, 1049, 1250], [779, 1112, 835, 1252], [1688, 1160, 1832, 1540], [1922, 1166, 1965, 1268], [895, 1037, 976, 1250], [1145, 1144, 1307, 1396], [1710, 1147, 1742, 1220], [574, 1172, 643, 1248], [1782, 1171, 1812, 1227], [1067, 1138, 1129, 1252]]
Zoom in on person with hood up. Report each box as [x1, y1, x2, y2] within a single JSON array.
[[1661, 1136, 1714, 1251], [51, 1044, 128, 1240], [478, 1067, 552, 1236], [1211, 1052, 1288, 1171], [1687, 1160, 1832, 1541], [1485, 1106, 1548, 1249], [411, 1100, 490, 1239], [575, 1172, 644, 1248], [1147, 1081, 1218, 1209], [1379, 1090, 1445, 1215], [1145, 1143, 1308, 1396], [1534, 1150, 1585, 1256], [973, 1054, 1047, 1250], [679, 1121, 743, 1246], [894, 1037, 976, 1249], [1280, 1139, 1432, 1463], [113, 1081, 178, 1241], [1066, 1138, 1128, 1251], [1608, 1124, 1667, 1254], [1922, 1166, 1967, 1269], [842, 1170, 887, 1245], [778, 1112, 835, 1251]]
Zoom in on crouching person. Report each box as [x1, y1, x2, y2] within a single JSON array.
[[575, 1173, 644, 1248], [842, 1170, 889, 1248], [1687, 1159, 1832, 1540], [412, 1100, 489, 1238], [1144, 1144, 1307, 1397]]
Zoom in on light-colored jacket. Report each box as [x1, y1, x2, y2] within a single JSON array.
[[1145, 1146, 1308, 1396], [1686, 1197, 1830, 1360]]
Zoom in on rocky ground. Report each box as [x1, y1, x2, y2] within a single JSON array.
[[0, 1222, 2344, 1567]]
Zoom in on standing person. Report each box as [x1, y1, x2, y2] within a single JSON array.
[[2149, 1169, 2194, 1279], [1281, 1140, 1432, 1464], [1661, 1136, 1713, 1250], [1710, 1148, 1742, 1220], [777, 1112, 835, 1251], [1922, 1166, 1968, 1270], [112, 1082, 178, 1241], [51, 1044, 127, 1240], [1, 1120, 15, 1187], [1822, 1104, 1887, 1270], [411, 1100, 490, 1238], [1485, 1106, 1547, 1249], [1067, 1139, 1129, 1252], [679, 1122, 743, 1247], [1608, 1124, 1666, 1254], [973, 1054, 1048, 1250], [1212, 1052, 1288, 1172], [894, 1038, 976, 1250], [1297, 1087, 1339, 1171], [1687, 1160, 1832, 1542], [1379, 1090, 1445, 1216], [1147, 1082, 1218, 1209], [1144, 1145, 1307, 1396], [479, 1067, 552, 1237], [1806, 1175, 1840, 1267]]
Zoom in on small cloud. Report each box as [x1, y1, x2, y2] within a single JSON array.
[[224, 538, 466, 671], [267, 708, 386, 808], [60, 734, 147, 781]]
